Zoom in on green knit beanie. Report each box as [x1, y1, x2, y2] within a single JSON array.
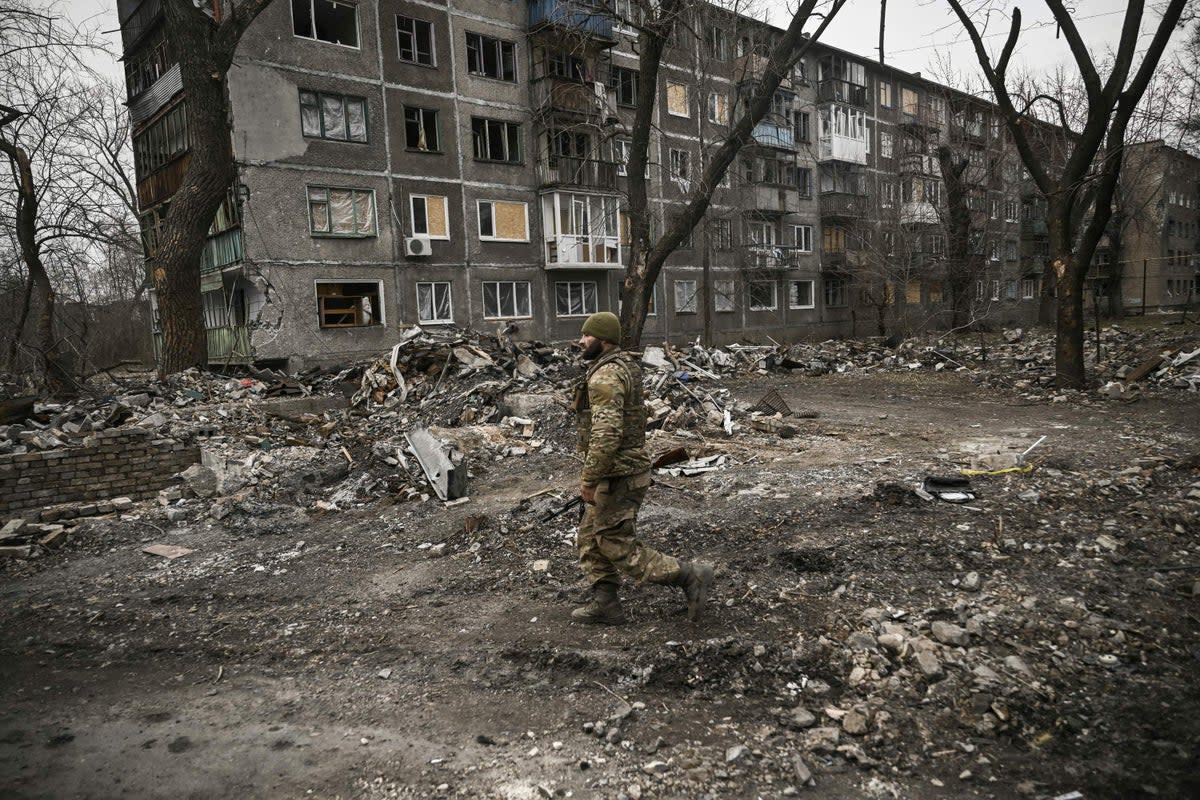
[[581, 311, 621, 344]]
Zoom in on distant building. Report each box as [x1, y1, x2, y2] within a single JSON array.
[[1113, 141, 1200, 314], [119, 0, 1052, 370]]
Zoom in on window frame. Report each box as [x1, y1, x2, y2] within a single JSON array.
[[396, 15, 435, 66], [307, 186, 377, 238], [483, 280, 533, 319], [299, 90, 368, 143], [415, 281, 454, 324], [409, 194, 450, 240], [714, 278, 736, 312], [666, 81, 690, 118], [609, 66, 639, 108], [748, 280, 777, 311], [292, 0, 360, 49], [476, 199, 530, 242], [402, 105, 439, 152], [674, 279, 698, 314], [789, 279, 815, 309], [824, 277, 848, 308], [315, 279, 384, 329], [465, 31, 518, 82], [791, 224, 813, 252], [471, 117, 523, 164], [554, 281, 599, 317]]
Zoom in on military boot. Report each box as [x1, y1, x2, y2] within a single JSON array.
[[675, 561, 715, 621], [571, 581, 626, 625]]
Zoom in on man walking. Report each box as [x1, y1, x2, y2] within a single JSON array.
[[569, 311, 714, 625]]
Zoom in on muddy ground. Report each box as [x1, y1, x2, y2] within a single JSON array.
[[1, 366, 1198, 800]]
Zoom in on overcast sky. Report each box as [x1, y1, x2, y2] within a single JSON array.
[[67, 0, 1180, 95]]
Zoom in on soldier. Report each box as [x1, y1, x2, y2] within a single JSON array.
[[569, 311, 714, 624]]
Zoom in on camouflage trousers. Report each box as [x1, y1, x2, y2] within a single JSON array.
[[576, 471, 680, 586]]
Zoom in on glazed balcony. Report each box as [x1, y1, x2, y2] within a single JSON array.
[[529, 0, 615, 42]]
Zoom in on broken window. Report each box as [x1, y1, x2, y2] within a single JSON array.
[[792, 225, 813, 252], [466, 32, 516, 81], [472, 117, 522, 163], [316, 281, 381, 328], [396, 16, 434, 65], [410, 194, 449, 239], [674, 280, 698, 314], [609, 67, 639, 108], [403, 106, 439, 151], [300, 90, 367, 142], [789, 280, 814, 309], [483, 281, 532, 319], [824, 277, 847, 307], [308, 186, 376, 236], [669, 148, 690, 182], [748, 280, 777, 311], [477, 200, 529, 241], [710, 219, 733, 250], [555, 281, 598, 317], [293, 0, 359, 48], [548, 51, 586, 81], [133, 102, 188, 175], [416, 282, 452, 324], [708, 93, 729, 125]]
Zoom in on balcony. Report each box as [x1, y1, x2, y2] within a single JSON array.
[[821, 248, 865, 273], [1021, 217, 1048, 237], [900, 201, 940, 225], [119, 0, 162, 53], [531, 75, 606, 118], [900, 106, 941, 131], [899, 153, 938, 176], [744, 245, 811, 271], [817, 79, 867, 107], [544, 234, 621, 269], [137, 152, 190, 209], [538, 156, 618, 190], [200, 228, 243, 274], [745, 185, 802, 215], [819, 191, 867, 220], [529, 0, 615, 42], [818, 134, 867, 165], [750, 121, 794, 149]]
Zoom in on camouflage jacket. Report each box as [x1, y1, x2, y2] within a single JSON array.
[[573, 348, 651, 483]]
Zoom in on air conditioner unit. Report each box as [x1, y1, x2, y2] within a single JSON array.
[[405, 236, 431, 257]]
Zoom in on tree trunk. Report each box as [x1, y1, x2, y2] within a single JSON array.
[[0, 137, 70, 391], [936, 146, 972, 328], [1048, 201, 1086, 388], [620, 249, 651, 350]]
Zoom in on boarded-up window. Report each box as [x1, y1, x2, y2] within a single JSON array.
[[927, 281, 944, 304], [666, 82, 689, 117], [411, 194, 448, 238], [477, 200, 528, 241], [905, 280, 921, 304]]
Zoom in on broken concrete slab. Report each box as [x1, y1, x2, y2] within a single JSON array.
[[405, 427, 467, 501], [142, 544, 194, 559]]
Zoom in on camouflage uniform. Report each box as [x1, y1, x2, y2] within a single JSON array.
[[572, 348, 680, 586]]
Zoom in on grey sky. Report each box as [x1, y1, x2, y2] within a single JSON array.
[[66, 0, 1180, 96]]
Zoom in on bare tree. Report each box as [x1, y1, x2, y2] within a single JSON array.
[[606, 0, 847, 348], [946, 0, 1189, 388], [151, 0, 275, 377], [0, 1, 121, 389]]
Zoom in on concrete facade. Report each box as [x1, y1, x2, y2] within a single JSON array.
[[120, 0, 1059, 370]]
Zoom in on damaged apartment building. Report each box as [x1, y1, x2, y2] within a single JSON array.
[[122, 0, 1101, 370]]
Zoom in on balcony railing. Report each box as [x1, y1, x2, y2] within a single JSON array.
[[900, 106, 942, 130], [751, 121, 795, 149], [818, 135, 867, 165], [153, 324, 252, 365], [744, 245, 812, 270], [817, 79, 868, 107], [545, 234, 621, 268], [120, 0, 162, 52], [899, 153, 938, 175], [538, 156, 618, 190], [529, 0, 615, 40], [531, 75, 606, 117], [200, 228, 243, 273], [819, 192, 867, 219]]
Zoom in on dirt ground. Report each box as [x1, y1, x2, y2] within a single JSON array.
[[1, 368, 1198, 800]]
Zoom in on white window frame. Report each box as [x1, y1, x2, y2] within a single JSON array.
[[410, 194, 450, 240], [292, 0, 360, 49], [666, 81, 690, 117], [1021, 278, 1036, 299], [748, 280, 777, 311], [483, 280, 532, 319], [415, 281, 453, 324], [791, 224, 813, 252], [476, 199, 530, 242], [714, 279, 735, 312], [707, 92, 729, 124], [315, 279, 384, 328], [789, 279, 815, 309], [555, 281, 598, 317], [674, 279, 698, 313]]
